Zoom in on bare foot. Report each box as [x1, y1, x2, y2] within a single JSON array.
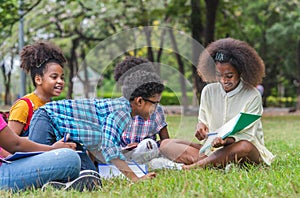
[[182, 163, 198, 170]]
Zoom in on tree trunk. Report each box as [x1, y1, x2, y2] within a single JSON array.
[[1, 53, 13, 105], [296, 40, 300, 111], [156, 27, 168, 76], [191, 0, 206, 106], [3, 66, 11, 105], [144, 26, 154, 62], [169, 29, 188, 113], [67, 38, 80, 99], [260, 30, 268, 107], [204, 0, 219, 46], [80, 45, 90, 98]]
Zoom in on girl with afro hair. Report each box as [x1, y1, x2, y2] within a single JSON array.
[[161, 38, 275, 169]]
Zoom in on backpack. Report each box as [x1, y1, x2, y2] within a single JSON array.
[[0, 98, 34, 132]]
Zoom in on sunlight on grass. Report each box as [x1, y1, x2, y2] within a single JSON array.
[[165, 114, 198, 141], [1, 114, 299, 197]]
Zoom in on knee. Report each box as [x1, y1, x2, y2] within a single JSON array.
[[160, 138, 172, 149], [58, 148, 81, 165], [236, 140, 255, 153]]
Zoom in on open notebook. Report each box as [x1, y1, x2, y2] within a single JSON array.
[[200, 112, 261, 153], [98, 163, 148, 179], [0, 151, 44, 163], [0, 150, 83, 164]]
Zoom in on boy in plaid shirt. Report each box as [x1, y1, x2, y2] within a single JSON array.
[[114, 57, 169, 163], [28, 70, 162, 181]]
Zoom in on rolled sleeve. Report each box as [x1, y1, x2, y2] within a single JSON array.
[[154, 105, 167, 132]]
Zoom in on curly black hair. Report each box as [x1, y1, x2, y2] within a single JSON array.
[[20, 41, 66, 87], [114, 56, 155, 85], [198, 38, 265, 87], [122, 70, 164, 100]]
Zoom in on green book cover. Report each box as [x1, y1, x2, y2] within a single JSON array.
[[200, 112, 261, 153], [229, 112, 261, 136]]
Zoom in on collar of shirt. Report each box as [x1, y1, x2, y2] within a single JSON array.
[[219, 80, 244, 98]]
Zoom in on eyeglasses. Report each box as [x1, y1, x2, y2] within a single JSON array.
[[142, 97, 160, 108]]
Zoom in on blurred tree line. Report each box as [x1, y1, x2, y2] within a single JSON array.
[[0, 0, 300, 110]]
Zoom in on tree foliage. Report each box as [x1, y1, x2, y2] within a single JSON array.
[[0, 0, 300, 109]]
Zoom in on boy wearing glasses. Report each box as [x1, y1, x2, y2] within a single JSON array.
[[114, 57, 170, 164], [28, 70, 162, 182]]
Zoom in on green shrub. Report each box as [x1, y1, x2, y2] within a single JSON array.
[[266, 96, 296, 107], [52, 91, 297, 108], [98, 92, 194, 105]]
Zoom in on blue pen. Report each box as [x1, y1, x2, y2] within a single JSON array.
[[63, 132, 68, 143], [207, 132, 217, 136], [132, 160, 147, 175]]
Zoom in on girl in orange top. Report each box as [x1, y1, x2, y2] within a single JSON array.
[[8, 41, 66, 137]]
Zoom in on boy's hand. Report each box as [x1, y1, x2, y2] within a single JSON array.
[[139, 172, 156, 180], [122, 142, 138, 151]]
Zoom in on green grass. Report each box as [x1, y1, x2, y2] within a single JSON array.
[[1, 114, 299, 197]]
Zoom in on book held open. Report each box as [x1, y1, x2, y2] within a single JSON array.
[[200, 112, 261, 153]]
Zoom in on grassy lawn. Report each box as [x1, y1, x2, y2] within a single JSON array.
[[1, 114, 299, 197]]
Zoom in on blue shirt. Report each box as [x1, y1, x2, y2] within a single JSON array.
[[40, 97, 132, 163]]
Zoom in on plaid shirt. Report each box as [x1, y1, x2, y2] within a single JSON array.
[[121, 104, 167, 147], [40, 97, 131, 163]]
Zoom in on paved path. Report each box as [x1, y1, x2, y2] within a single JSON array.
[[163, 106, 300, 116]]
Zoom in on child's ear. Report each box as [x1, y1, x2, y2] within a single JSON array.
[[135, 97, 143, 106], [35, 75, 42, 86]]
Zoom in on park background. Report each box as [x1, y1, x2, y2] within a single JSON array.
[[0, 1, 299, 197], [0, 0, 300, 113]]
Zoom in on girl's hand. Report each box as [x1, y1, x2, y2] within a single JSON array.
[[211, 137, 226, 148], [195, 123, 208, 141], [51, 134, 77, 150]]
